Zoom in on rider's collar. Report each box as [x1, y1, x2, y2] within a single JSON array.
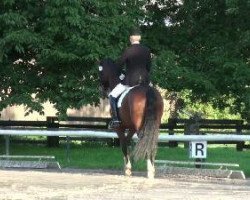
[[131, 41, 140, 45]]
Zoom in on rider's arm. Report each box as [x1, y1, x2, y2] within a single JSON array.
[[146, 57, 151, 72]]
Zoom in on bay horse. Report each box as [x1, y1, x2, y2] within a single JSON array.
[[99, 58, 163, 178]]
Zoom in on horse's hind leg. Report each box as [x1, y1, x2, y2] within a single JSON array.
[[147, 155, 155, 179], [124, 155, 132, 177], [123, 129, 136, 177], [117, 128, 132, 177]]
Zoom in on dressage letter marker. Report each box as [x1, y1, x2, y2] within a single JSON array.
[[189, 141, 207, 158]]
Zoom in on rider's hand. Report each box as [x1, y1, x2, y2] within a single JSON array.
[[119, 73, 125, 80]]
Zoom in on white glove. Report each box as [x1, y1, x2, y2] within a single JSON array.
[[119, 73, 125, 80]]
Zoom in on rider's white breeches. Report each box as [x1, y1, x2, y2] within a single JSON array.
[[109, 83, 128, 98]]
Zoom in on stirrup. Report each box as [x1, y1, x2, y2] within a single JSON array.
[[108, 120, 121, 129]]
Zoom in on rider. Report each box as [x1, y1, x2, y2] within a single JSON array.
[[108, 27, 152, 128], [117, 27, 151, 86]]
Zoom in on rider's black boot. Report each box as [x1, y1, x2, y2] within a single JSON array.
[[109, 96, 121, 129]]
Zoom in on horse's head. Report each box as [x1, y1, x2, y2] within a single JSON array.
[[98, 58, 120, 98]]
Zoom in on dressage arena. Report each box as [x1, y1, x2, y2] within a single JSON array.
[[1, 131, 250, 199], [1, 169, 250, 200]]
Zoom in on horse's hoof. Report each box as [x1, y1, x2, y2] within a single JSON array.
[[125, 169, 132, 177], [147, 172, 155, 179]]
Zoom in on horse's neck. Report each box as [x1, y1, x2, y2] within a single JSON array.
[[109, 76, 120, 90]]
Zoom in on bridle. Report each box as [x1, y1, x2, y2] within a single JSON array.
[[99, 65, 109, 98]]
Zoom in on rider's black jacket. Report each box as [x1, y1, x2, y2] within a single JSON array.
[[116, 43, 151, 86]]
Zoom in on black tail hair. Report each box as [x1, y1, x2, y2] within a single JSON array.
[[133, 86, 159, 161]]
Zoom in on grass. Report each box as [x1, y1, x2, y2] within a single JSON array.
[[0, 139, 249, 177]]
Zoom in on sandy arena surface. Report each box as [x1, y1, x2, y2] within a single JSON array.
[[0, 169, 250, 200]]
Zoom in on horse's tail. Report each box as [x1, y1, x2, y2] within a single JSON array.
[[133, 86, 159, 161]]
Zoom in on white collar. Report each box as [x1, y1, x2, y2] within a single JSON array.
[[131, 41, 140, 45]]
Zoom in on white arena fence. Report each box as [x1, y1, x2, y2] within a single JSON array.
[[0, 129, 250, 142], [0, 129, 249, 168], [1, 129, 248, 179]]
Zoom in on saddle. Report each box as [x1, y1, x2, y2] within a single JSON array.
[[117, 86, 136, 108]]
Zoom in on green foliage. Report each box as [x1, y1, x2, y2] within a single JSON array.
[[180, 90, 241, 119], [0, 0, 144, 116], [145, 0, 250, 120], [0, 0, 249, 120]]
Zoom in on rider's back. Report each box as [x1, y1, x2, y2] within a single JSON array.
[[118, 44, 151, 86]]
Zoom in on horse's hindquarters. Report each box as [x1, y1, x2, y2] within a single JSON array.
[[119, 88, 147, 131]]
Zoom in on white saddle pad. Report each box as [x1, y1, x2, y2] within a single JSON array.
[[117, 86, 135, 108]]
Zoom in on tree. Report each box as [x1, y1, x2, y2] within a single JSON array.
[[1, 0, 250, 121], [144, 0, 250, 120], [0, 0, 144, 117]]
